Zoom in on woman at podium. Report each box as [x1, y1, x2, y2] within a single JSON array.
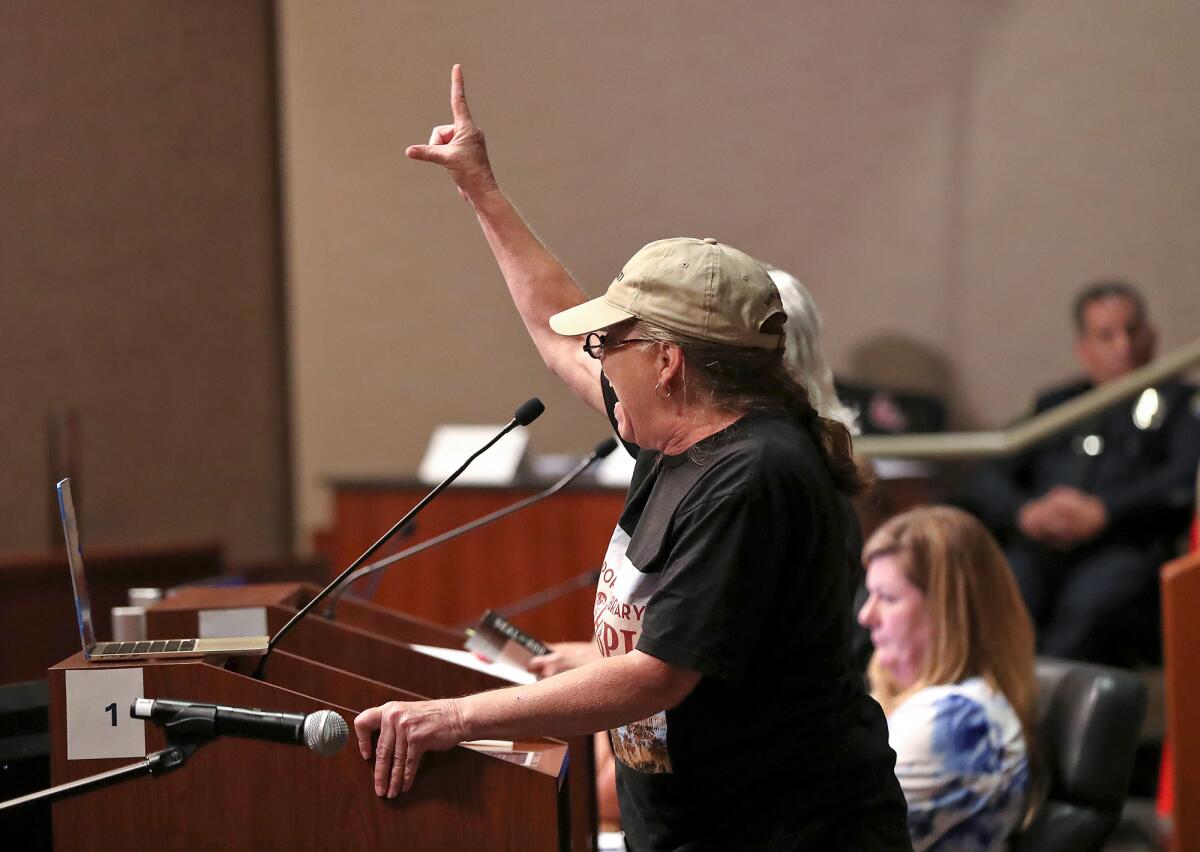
[[354, 66, 911, 851]]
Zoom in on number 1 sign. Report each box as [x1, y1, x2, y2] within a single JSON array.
[[65, 668, 146, 760]]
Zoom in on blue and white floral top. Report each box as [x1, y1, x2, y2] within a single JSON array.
[[887, 677, 1029, 851]]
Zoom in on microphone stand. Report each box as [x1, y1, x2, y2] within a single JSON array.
[[491, 567, 603, 621], [322, 437, 617, 620], [0, 724, 212, 814], [252, 400, 544, 680]]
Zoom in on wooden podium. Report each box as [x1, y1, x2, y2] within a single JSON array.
[[47, 583, 596, 851], [1162, 550, 1200, 852]]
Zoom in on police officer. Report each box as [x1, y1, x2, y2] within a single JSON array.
[[970, 280, 1200, 666]]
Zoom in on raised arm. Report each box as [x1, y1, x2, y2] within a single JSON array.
[[407, 65, 603, 414]]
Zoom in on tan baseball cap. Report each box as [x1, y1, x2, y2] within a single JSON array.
[[549, 237, 786, 349]]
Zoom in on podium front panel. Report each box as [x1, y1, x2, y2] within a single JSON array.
[[48, 654, 568, 851]]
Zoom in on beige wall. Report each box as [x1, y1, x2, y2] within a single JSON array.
[[278, 1, 1200, 548], [1, 2, 291, 560]]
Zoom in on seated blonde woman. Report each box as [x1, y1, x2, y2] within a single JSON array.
[[858, 505, 1040, 851]]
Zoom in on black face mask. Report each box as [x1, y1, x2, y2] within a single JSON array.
[[601, 370, 621, 407]]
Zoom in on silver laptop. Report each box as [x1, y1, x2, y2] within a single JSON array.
[[57, 478, 269, 661]]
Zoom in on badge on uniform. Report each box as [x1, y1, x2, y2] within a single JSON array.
[[1131, 387, 1166, 431]]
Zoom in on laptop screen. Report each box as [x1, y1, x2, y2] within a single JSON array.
[[57, 478, 97, 654]]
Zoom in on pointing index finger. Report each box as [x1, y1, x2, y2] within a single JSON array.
[[450, 64, 473, 126]]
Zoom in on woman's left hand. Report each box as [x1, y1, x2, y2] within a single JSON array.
[[353, 698, 468, 797]]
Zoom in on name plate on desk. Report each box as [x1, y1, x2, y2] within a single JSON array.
[[595, 446, 636, 487], [199, 607, 268, 638], [418, 424, 529, 486]]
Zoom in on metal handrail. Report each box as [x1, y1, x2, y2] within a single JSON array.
[[853, 337, 1200, 460]]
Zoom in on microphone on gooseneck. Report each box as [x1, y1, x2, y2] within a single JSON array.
[[322, 435, 619, 619], [132, 698, 349, 756], [251, 397, 546, 680], [512, 397, 545, 426]]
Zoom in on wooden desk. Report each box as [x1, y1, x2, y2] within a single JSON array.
[[0, 542, 223, 685], [322, 471, 937, 643], [322, 481, 625, 641]]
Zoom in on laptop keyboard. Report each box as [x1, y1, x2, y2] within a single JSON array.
[[91, 639, 198, 657]]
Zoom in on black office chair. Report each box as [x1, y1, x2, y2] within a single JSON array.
[[1011, 658, 1147, 852]]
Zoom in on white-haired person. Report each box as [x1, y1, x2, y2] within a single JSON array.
[[858, 505, 1041, 850], [352, 66, 911, 850], [765, 266, 861, 436]]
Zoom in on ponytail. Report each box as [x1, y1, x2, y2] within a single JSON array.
[[633, 323, 872, 496]]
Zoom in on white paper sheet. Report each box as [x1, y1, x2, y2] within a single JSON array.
[[407, 643, 536, 684]]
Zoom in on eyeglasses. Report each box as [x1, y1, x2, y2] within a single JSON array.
[[582, 332, 655, 360]]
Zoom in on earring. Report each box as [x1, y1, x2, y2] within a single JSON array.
[[654, 381, 672, 400]]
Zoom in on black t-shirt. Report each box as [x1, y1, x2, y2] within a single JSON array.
[[597, 376, 909, 851]]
